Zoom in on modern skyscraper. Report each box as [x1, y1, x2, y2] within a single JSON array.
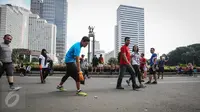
[[30, 0, 43, 17], [28, 14, 56, 60], [115, 5, 145, 57], [0, 4, 31, 49], [31, 0, 68, 61]]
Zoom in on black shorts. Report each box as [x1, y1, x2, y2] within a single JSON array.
[[149, 65, 156, 75], [0, 62, 13, 77], [159, 67, 164, 73], [140, 66, 144, 73], [66, 62, 79, 82]]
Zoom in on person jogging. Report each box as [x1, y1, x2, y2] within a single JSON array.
[[0, 34, 21, 91], [39, 49, 50, 83], [56, 36, 90, 96]]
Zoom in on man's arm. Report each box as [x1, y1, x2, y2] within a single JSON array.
[[75, 56, 81, 72], [122, 53, 130, 64]]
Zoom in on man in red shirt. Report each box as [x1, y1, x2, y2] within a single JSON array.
[[116, 37, 140, 90]]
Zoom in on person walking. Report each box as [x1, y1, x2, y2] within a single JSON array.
[[0, 34, 21, 90], [116, 37, 140, 90]]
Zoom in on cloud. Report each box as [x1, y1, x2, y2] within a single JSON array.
[[7, 0, 30, 10]]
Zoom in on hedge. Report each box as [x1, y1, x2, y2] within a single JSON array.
[[28, 65, 200, 72]]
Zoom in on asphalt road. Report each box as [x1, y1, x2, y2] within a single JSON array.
[[0, 76, 200, 112]]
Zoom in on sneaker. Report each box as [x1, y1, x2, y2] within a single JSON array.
[[57, 85, 66, 91], [126, 80, 130, 86], [151, 81, 157, 84], [141, 80, 145, 82], [9, 86, 21, 91], [76, 90, 87, 96], [132, 85, 140, 90], [145, 81, 151, 84], [116, 86, 124, 89]]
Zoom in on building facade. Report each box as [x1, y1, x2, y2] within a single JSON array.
[[0, 4, 30, 49], [104, 50, 115, 64], [115, 5, 145, 57], [31, 0, 68, 60], [28, 14, 57, 60]]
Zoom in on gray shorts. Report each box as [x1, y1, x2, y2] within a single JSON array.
[[0, 63, 14, 77]]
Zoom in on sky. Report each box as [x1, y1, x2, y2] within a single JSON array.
[[0, 0, 200, 58]]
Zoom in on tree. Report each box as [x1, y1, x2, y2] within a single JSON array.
[[167, 44, 200, 66], [108, 57, 118, 65], [12, 49, 20, 63]]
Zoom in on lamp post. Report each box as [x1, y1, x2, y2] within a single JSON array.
[[88, 26, 95, 63]]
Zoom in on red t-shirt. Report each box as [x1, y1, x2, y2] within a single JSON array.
[[140, 57, 146, 68], [99, 57, 104, 64], [120, 45, 131, 65]]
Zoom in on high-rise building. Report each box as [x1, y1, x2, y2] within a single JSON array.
[[115, 5, 145, 57], [0, 4, 31, 49], [91, 40, 100, 51], [31, 0, 68, 61], [30, 0, 43, 17], [28, 14, 56, 60]]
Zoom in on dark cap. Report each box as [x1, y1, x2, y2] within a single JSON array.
[[42, 49, 48, 53]]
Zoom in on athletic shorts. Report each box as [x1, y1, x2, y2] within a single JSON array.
[[140, 66, 144, 73], [149, 65, 156, 75], [65, 62, 79, 82], [0, 62, 14, 77], [159, 67, 164, 73]]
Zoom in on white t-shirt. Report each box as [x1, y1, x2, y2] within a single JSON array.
[[39, 55, 49, 68], [131, 52, 140, 65]]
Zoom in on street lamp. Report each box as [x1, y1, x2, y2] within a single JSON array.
[[88, 26, 95, 63]]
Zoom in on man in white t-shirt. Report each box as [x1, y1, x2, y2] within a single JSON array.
[[39, 49, 49, 83]]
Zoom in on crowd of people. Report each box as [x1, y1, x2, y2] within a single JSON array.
[[0, 34, 197, 96]]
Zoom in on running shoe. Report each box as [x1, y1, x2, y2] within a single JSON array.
[[9, 86, 21, 91], [76, 90, 87, 96], [57, 85, 66, 91]]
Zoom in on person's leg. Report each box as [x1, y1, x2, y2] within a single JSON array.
[[58, 64, 69, 86], [85, 70, 89, 78], [5, 63, 21, 90], [161, 67, 164, 79], [116, 64, 126, 89], [43, 68, 49, 80], [133, 65, 142, 84], [158, 68, 161, 79], [145, 67, 153, 84], [152, 66, 158, 84], [0, 65, 5, 79], [126, 65, 140, 90]]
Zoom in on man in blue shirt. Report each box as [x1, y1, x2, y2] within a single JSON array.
[[57, 36, 90, 96], [146, 48, 158, 84]]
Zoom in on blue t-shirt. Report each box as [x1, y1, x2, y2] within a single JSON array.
[[65, 42, 81, 63], [150, 53, 157, 66], [158, 60, 165, 67]]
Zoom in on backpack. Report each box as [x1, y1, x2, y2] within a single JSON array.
[[118, 52, 121, 63]]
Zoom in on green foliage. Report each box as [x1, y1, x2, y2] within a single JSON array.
[[108, 57, 118, 65], [167, 44, 200, 66], [32, 58, 39, 62]]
